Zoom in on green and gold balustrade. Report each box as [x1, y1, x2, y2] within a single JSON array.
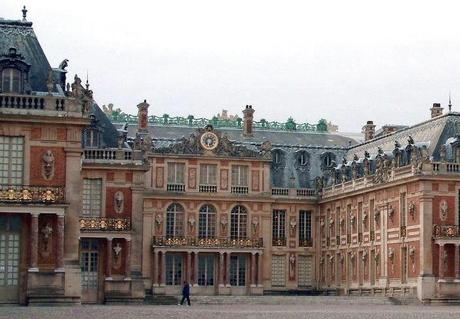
[[152, 236, 263, 248], [79, 217, 131, 231], [0, 185, 65, 204]]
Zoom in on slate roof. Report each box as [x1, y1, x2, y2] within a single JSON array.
[[0, 19, 52, 93], [346, 112, 460, 161]]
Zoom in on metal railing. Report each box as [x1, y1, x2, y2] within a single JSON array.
[[272, 237, 287, 246], [152, 236, 263, 248], [79, 217, 131, 231], [299, 238, 313, 247], [0, 184, 65, 204]]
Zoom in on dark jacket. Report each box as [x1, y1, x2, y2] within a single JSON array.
[[182, 283, 190, 296]]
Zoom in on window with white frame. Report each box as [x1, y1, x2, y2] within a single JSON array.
[[167, 162, 185, 184], [199, 164, 217, 185], [299, 210, 312, 242], [166, 203, 185, 237], [231, 165, 248, 186], [198, 255, 215, 286], [230, 205, 248, 240], [82, 179, 102, 217], [199, 204, 216, 238], [0, 136, 24, 185]]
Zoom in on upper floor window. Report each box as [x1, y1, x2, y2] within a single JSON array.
[[231, 165, 248, 187], [199, 164, 217, 186], [230, 205, 248, 240], [167, 162, 185, 185], [272, 210, 286, 243], [299, 210, 312, 242], [0, 136, 24, 185], [1, 68, 21, 93], [83, 129, 101, 148], [166, 203, 184, 237], [199, 204, 216, 239], [321, 152, 336, 170], [82, 179, 102, 217], [299, 151, 309, 166]]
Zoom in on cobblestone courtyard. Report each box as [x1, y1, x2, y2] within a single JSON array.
[[1, 304, 460, 319]]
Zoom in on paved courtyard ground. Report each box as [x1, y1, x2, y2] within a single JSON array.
[[1, 304, 460, 319]]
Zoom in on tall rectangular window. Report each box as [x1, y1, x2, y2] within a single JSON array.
[[358, 202, 363, 233], [231, 165, 248, 186], [346, 204, 352, 234], [199, 164, 217, 185], [272, 210, 286, 245], [230, 255, 246, 286], [198, 255, 215, 286], [0, 136, 24, 185], [299, 210, 312, 242], [167, 162, 185, 184], [369, 199, 375, 231], [82, 179, 102, 217]]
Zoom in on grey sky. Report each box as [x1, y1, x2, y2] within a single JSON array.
[[3, 0, 460, 132]]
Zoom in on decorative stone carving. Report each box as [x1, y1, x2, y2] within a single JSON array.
[[251, 216, 259, 236], [408, 202, 416, 220], [374, 209, 380, 224], [408, 246, 416, 272], [220, 215, 228, 232], [339, 253, 344, 264], [289, 217, 296, 237], [440, 200, 448, 222], [373, 152, 392, 184], [155, 214, 163, 230], [349, 213, 356, 228], [328, 216, 334, 228], [329, 255, 334, 264], [388, 205, 394, 223], [440, 144, 447, 162], [46, 70, 54, 94], [320, 218, 325, 229], [41, 223, 53, 252], [362, 210, 368, 226], [113, 242, 123, 270], [188, 215, 196, 231], [388, 248, 395, 273], [113, 242, 122, 257], [42, 150, 55, 180], [114, 191, 124, 214], [289, 253, 296, 280], [361, 250, 367, 262]]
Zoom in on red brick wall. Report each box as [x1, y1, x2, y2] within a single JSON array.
[[30, 147, 66, 185]]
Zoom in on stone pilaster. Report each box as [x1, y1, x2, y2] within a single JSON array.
[[125, 239, 131, 279], [455, 244, 460, 280], [106, 238, 113, 279], [153, 251, 159, 286], [55, 214, 64, 271], [251, 253, 256, 287], [29, 213, 39, 271]]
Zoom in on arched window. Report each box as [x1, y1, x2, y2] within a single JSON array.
[[230, 205, 248, 240], [199, 204, 216, 238], [273, 149, 284, 165], [299, 151, 308, 166], [166, 203, 184, 237], [1, 68, 21, 93]]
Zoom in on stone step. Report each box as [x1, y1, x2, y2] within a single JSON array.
[[144, 295, 179, 305]]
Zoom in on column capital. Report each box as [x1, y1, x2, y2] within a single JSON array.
[[56, 212, 65, 217], [30, 212, 40, 217]]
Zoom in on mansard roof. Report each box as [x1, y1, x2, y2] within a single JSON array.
[[0, 19, 52, 92], [346, 112, 460, 161]]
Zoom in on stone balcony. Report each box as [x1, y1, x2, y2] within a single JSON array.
[[79, 217, 131, 231], [0, 92, 85, 118], [271, 187, 316, 199], [152, 236, 263, 249], [0, 184, 65, 204], [83, 148, 145, 165]]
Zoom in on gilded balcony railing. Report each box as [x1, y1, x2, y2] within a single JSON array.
[[272, 237, 287, 246], [152, 236, 263, 248], [0, 185, 65, 204], [79, 217, 131, 231], [299, 238, 313, 247], [433, 224, 460, 239]]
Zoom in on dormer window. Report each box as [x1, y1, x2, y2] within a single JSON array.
[[0, 47, 31, 94], [273, 149, 284, 165], [298, 151, 309, 166], [83, 128, 101, 148]]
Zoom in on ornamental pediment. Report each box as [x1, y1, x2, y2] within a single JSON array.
[[153, 124, 272, 160]]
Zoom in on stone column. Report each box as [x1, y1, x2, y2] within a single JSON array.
[[29, 213, 39, 271], [186, 252, 192, 284], [160, 251, 166, 286], [153, 250, 159, 286], [106, 238, 113, 279], [125, 239, 132, 279], [226, 252, 231, 286], [455, 244, 460, 280], [55, 214, 65, 271], [439, 243, 445, 280], [257, 252, 263, 286], [251, 253, 256, 287], [193, 252, 199, 286], [219, 252, 225, 287]]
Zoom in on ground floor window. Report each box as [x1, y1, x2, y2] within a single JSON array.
[[297, 255, 313, 287], [166, 254, 183, 285], [198, 255, 214, 286], [230, 255, 246, 286], [271, 255, 286, 287], [80, 239, 99, 289]]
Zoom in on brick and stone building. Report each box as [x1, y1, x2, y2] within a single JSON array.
[[1, 9, 460, 305]]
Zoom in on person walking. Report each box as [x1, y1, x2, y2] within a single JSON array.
[[179, 281, 191, 306]]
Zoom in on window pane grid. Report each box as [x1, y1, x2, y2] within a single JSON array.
[[0, 136, 24, 185], [166, 203, 185, 237], [82, 179, 102, 217], [199, 205, 216, 238], [167, 163, 185, 184], [231, 206, 247, 240], [299, 210, 312, 241], [231, 165, 248, 186], [272, 210, 286, 239]]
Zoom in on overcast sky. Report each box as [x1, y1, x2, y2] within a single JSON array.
[[3, 0, 460, 132]]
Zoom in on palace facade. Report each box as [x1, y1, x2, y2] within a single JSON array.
[[1, 11, 460, 305]]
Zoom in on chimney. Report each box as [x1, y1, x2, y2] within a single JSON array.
[[430, 103, 443, 118], [242, 105, 255, 137], [362, 120, 376, 142], [137, 99, 149, 133]]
